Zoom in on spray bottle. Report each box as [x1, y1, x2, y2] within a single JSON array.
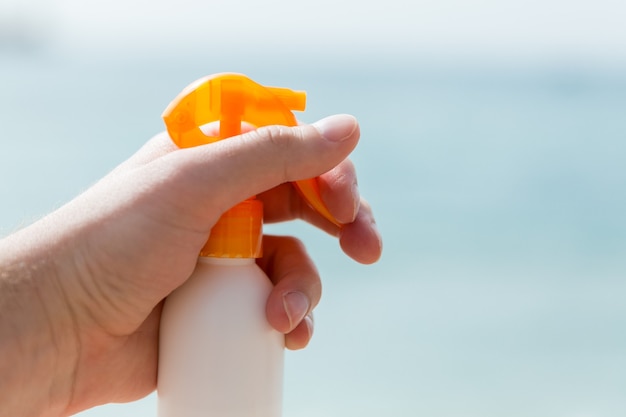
[[157, 73, 341, 417]]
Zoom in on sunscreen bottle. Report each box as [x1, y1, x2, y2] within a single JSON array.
[[157, 73, 340, 417]]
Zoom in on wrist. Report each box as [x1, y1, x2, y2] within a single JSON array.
[[0, 231, 80, 417]]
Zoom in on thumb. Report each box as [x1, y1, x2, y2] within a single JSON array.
[[161, 114, 360, 217]]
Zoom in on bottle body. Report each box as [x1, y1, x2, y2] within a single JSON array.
[[157, 257, 284, 417]]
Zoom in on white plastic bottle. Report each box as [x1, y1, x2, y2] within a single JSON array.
[[157, 73, 339, 417], [158, 200, 284, 417]]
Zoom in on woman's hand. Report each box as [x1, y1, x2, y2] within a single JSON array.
[[0, 115, 382, 416]]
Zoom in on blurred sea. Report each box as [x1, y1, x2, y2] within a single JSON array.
[[1, 50, 626, 416]]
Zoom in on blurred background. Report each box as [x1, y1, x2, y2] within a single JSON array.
[[2, 0, 626, 416]]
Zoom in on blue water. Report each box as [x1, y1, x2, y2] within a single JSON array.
[[1, 51, 626, 416]]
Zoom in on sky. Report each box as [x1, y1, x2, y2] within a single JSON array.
[[2, 0, 626, 66]]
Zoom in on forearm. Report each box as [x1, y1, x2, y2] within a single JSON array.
[[0, 232, 78, 417]]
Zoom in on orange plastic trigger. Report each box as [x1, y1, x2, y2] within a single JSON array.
[[162, 73, 342, 256], [292, 178, 341, 227]]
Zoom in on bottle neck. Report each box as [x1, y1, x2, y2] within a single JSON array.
[[199, 199, 263, 258]]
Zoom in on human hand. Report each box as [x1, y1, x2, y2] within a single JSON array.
[[0, 115, 382, 416]]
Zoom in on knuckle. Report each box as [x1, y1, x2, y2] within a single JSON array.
[[251, 124, 307, 181], [337, 159, 357, 185], [359, 198, 373, 214], [282, 235, 306, 252], [257, 125, 296, 150]]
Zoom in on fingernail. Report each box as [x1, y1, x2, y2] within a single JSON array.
[[351, 182, 360, 221], [304, 314, 314, 339], [313, 114, 357, 142], [283, 291, 310, 330], [371, 219, 383, 254]]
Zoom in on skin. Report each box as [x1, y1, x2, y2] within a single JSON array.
[[0, 114, 382, 417]]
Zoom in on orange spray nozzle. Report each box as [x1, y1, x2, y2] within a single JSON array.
[[163, 73, 306, 145], [162, 73, 341, 257]]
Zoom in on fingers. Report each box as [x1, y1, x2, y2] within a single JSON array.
[[260, 179, 383, 265], [157, 114, 360, 218], [318, 158, 360, 225], [283, 314, 314, 351], [339, 199, 383, 264], [259, 158, 359, 233], [258, 235, 321, 350]]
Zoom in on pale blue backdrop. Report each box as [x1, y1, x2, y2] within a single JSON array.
[[1, 1, 626, 416]]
